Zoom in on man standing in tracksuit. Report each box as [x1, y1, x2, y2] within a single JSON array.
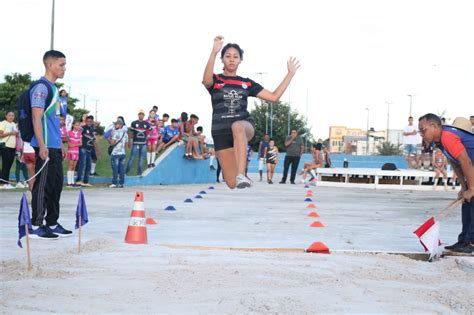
[[30, 50, 72, 239]]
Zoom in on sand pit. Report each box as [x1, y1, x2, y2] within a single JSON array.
[[1, 182, 473, 313]]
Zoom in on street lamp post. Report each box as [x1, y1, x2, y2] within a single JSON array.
[[365, 107, 370, 155], [407, 94, 416, 117], [50, 0, 55, 49], [255, 72, 268, 134], [287, 86, 291, 136], [93, 99, 99, 121], [80, 93, 87, 110], [385, 101, 392, 142]]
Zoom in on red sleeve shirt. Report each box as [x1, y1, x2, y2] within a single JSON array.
[[440, 131, 465, 159]]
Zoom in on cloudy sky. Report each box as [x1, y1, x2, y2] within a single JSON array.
[[1, 0, 472, 139]]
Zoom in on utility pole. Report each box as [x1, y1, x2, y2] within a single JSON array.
[[305, 88, 308, 153], [365, 107, 371, 155], [93, 99, 99, 121], [80, 93, 87, 110], [287, 86, 291, 136], [385, 101, 393, 142], [50, 0, 55, 49], [407, 94, 416, 117]]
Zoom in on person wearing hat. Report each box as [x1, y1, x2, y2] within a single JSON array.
[[418, 114, 474, 254], [108, 119, 128, 188], [125, 109, 151, 176]]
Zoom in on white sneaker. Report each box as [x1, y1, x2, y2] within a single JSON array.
[[16, 182, 26, 188], [109, 184, 117, 188], [3, 184, 14, 189], [236, 174, 251, 189]]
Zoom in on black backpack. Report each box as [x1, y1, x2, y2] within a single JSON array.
[[18, 79, 53, 142], [381, 162, 398, 171]]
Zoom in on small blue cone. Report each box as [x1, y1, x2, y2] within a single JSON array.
[[165, 205, 176, 211], [208, 186, 215, 190], [304, 198, 313, 202], [184, 198, 193, 203], [195, 195, 203, 199], [199, 190, 207, 194], [304, 185, 309, 188]]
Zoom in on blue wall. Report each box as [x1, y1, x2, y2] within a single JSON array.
[[246, 153, 408, 173], [86, 148, 407, 186], [89, 145, 216, 186]]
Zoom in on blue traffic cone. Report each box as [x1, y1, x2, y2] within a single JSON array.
[[165, 205, 176, 211], [184, 198, 193, 203]]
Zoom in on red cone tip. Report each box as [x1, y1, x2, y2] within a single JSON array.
[[134, 192, 144, 202]]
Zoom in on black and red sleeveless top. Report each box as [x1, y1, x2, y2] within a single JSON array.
[[207, 74, 263, 136]]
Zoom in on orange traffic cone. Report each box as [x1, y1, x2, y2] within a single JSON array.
[[125, 192, 148, 244], [307, 211, 320, 217], [310, 221, 325, 227], [306, 242, 330, 254], [306, 203, 317, 209]]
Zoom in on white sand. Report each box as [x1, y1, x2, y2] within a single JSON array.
[[1, 183, 473, 314], [1, 237, 473, 314]]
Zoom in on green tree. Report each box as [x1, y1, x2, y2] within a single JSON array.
[[249, 100, 314, 152], [0, 72, 86, 121], [376, 141, 402, 156]]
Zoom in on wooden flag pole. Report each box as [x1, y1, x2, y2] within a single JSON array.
[[25, 225, 32, 271], [78, 215, 82, 253], [438, 198, 463, 220]]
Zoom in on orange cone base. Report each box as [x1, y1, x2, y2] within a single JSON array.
[[307, 212, 320, 217], [310, 221, 325, 227], [306, 242, 330, 254], [146, 217, 157, 225], [307, 204, 317, 209], [125, 226, 148, 244]]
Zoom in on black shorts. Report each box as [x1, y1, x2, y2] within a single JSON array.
[[212, 119, 255, 151]]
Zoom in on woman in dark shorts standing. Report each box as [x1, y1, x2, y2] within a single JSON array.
[[202, 35, 300, 189]]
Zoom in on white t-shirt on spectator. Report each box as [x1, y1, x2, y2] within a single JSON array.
[[403, 125, 419, 145]]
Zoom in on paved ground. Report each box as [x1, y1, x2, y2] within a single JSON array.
[[1, 176, 472, 314]]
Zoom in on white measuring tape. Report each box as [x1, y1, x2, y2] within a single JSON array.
[[0, 157, 50, 185]]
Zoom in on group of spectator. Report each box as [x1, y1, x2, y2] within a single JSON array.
[[0, 99, 215, 190], [104, 107, 215, 188]]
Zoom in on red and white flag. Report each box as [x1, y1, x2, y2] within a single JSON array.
[[413, 217, 441, 259]]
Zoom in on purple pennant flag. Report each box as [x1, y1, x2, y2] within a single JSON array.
[[18, 193, 32, 248], [75, 190, 89, 229]]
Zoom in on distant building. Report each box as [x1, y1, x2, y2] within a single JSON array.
[[329, 126, 366, 153], [329, 126, 403, 155]]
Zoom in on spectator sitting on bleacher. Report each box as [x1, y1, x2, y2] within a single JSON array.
[[161, 113, 169, 126], [182, 114, 203, 160], [157, 118, 180, 153], [195, 126, 208, 157], [152, 105, 159, 120], [300, 143, 323, 184]]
